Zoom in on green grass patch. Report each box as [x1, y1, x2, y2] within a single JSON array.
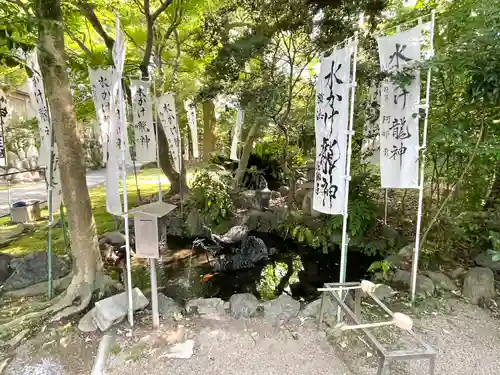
[[0, 168, 169, 258]]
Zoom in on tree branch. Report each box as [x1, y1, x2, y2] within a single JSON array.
[[65, 29, 94, 59], [152, 0, 174, 21], [78, 2, 115, 52]]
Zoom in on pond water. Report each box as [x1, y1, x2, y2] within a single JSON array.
[[152, 232, 380, 304]]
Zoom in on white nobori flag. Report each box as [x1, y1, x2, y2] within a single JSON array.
[[230, 109, 244, 161], [89, 66, 114, 164], [156, 93, 181, 173], [131, 79, 157, 162], [26, 51, 63, 214], [106, 12, 129, 215], [184, 100, 199, 159], [361, 84, 381, 165], [313, 44, 353, 215], [377, 25, 422, 188]]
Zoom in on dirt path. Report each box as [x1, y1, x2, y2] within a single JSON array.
[[3, 298, 500, 375]]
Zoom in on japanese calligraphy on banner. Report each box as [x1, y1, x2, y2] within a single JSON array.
[[361, 84, 381, 165], [184, 100, 199, 159], [156, 93, 181, 173], [26, 51, 63, 213], [313, 44, 352, 215], [130, 80, 157, 162], [106, 13, 128, 215], [230, 110, 245, 161], [377, 25, 422, 188], [0, 89, 8, 166], [26, 51, 51, 167], [89, 67, 113, 164]]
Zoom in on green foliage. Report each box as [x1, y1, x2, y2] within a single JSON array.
[[367, 259, 395, 280], [186, 168, 233, 225]]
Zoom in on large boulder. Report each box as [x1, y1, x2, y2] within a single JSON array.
[[101, 231, 127, 247], [462, 267, 496, 305], [392, 269, 435, 296], [3, 252, 70, 291], [424, 271, 457, 291], [229, 293, 261, 318], [262, 294, 300, 321], [185, 209, 204, 237], [299, 296, 337, 321], [0, 253, 13, 283], [185, 298, 226, 317], [474, 252, 500, 272], [158, 293, 184, 320]]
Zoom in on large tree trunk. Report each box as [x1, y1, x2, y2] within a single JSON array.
[[157, 124, 187, 194], [36, 0, 103, 315], [202, 100, 216, 161], [232, 123, 259, 189]]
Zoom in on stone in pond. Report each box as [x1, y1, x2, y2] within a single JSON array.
[[462, 267, 495, 305], [158, 293, 184, 320], [3, 252, 70, 291], [229, 293, 261, 318], [263, 294, 300, 321], [185, 298, 226, 317], [0, 253, 13, 283]]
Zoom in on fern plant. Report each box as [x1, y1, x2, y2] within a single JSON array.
[[186, 168, 233, 225]]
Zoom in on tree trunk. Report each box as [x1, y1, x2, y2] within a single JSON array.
[[36, 0, 102, 313], [232, 123, 259, 189], [485, 159, 500, 210], [157, 123, 186, 194], [202, 100, 216, 161]]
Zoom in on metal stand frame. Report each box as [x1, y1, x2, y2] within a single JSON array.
[[319, 282, 436, 375]]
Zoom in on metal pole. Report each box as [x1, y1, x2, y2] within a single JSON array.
[[60, 202, 68, 249], [47, 126, 55, 299], [179, 153, 184, 218], [338, 35, 358, 320], [152, 76, 163, 201], [411, 11, 436, 304], [384, 189, 388, 224]]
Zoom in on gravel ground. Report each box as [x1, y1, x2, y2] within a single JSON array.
[[4, 298, 500, 375]]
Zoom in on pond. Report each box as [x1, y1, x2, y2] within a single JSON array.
[[150, 231, 381, 304]]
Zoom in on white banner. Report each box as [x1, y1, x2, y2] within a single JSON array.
[[313, 44, 352, 215], [89, 67, 113, 164], [131, 80, 157, 162], [0, 89, 8, 166], [26, 51, 63, 213], [105, 13, 128, 215], [27, 51, 51, 167], [184, 100, 199, 159], [361, 84, 381, 165], [230, 110, 244, 161], [156, 93, 181, 173], [377, 25, 422, 188]]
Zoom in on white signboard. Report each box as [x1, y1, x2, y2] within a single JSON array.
[[134, 214, 159, 259], [377, 25, 422, 188], [27, 51, 51, 167], [89, 67, 113, 163], [0, 89, 8, 166], [313, 45, 352, 215], [184, 100, 199, 159], [361, 84, 381, 165], [26, 51, 63, 214], [230, 110, 244, 161], [156, 93, 181, 173], [131, 80, 157, 162]]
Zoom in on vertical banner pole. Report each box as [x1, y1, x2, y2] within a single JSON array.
[[0, 97, 11, 216], [122, 122, 133, 327], [179, 153, 184, 218], [337, 35, 358, 321], [339, 35, 359, 285], [60, 202, 68, 249], [411, 11, 436, 303], [47, 127, 55, 299], [152, 76, 163, 201], [384, 189, 388, 224]]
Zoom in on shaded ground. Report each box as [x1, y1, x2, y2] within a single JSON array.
[[3, 297, 500, 375]]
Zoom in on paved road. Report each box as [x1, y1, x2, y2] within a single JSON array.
[[0, 168, 112, 217]]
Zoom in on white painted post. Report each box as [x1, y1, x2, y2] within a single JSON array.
[[411, 10, 436, 303]]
